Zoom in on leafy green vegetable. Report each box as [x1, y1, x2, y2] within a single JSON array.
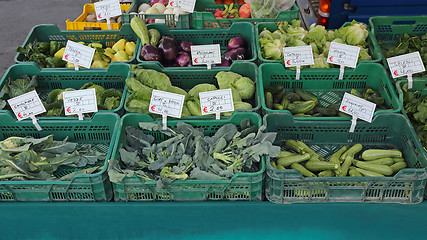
[[2, 75, 37, 99], [108, 119, 280, 186]]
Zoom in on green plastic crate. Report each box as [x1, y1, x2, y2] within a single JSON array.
[[136, 22, 257, 69], [369, 15, 427, 81], [121, 0, 191, 29], [0, 112, 119, 202], [0, 62, 130, 119], [14, 24, 139, 67], [264, 112, 427, 204], [125, 61, 260, 118], [259, 63, 400, 119], [110, 112, 264, 201], [192, 0, 299, 29], [256, 22, 382, 65]]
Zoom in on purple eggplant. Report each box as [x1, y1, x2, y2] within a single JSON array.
[[140, 44, 162, 62], [227, 37, 247, 51], [158, 36, 178, 62], [175, 52, 191, 67], [214, 56, 231, 67], [179, 40, 194, 53], [224, 47, 247, 62]]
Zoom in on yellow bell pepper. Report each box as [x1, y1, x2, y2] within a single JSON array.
[[125, 41, 136, 56], [113, 50, 129, 62], [112, 39, 126, 52], [54, 47, 66, 58], [91, 60, 108, 68]]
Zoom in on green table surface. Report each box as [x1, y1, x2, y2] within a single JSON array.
[[1, 201, 426, 239]]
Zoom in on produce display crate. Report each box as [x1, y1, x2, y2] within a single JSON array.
[[255, 22, 382, 65], [192, 0, 299, 29], [110, 112, 265, 201], [15, 24, 139, 67], [66, 3, 131, 31], [369, 15, 427, 81], [264, 113, 427, 204], [0, 112, 119, 202], [0, 62, 130, 119], [259, 63, 401, 119], [124, 61, 260, 117], [121, 0, 191, 29], [136, 22, 257, 68]]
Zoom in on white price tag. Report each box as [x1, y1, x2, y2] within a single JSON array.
[[339, 92, 376, 132], [169, 0, 196, 13], [62, 40, 95, 70], [387, 52, 425, 89], [149, 90, 185, 118], [63, 89, 98, 120], [199, 89, 234, 119], [283, 46, 315, 67], [94, 0, 122, 20], [327, 42, 360, 68], [190, 44, 221, 69], [7, 90, 46, 131]]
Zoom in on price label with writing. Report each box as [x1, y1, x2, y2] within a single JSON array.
[[94, 0, 122, 20], [191, 44, 221, 66], [339, 92, 376, 123], [327, 42, 360, 68], [387, 52, 425, 78], [169, 0, 196, 13], [63, 89, 98, 116], [62, 40, 95, 69], [7, 90, 46, 120], [283, 45, 314, 67], [199, 89, 234, 115], [149, 90, 185, 118]]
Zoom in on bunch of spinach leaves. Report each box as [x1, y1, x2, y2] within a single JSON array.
[[0, 135, 105, 181], [108, 119, 280, 188]]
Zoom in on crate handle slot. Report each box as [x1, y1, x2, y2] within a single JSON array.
[[392, 21, 416, 26]]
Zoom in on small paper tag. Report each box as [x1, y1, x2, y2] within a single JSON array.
[[94, 0, 122, 20], [387, 52, 426, 78], [62, 40, 95, 69], [63, 89, 98, 116], [191, 44, 222, 67], [7, 90, 46, 121], [199, 89, 234, 115], [283, 45, 315, 67], [169, 0, 196, 13], [327, 42, 360, 68], [149, 90, 185, 118], [339, 92, 376, 123]]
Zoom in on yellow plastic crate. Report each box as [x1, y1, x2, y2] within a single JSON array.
[[66, 3, 131, 31]]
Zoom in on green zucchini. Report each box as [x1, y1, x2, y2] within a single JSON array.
[[348, 168, 363, 177], [390, 162, 407, 174], [305, 160, 339, 172], [285, 140, 304, 153], [294, 88, 318, 103], [270, 160, 277, 169], [393, 157, 405, 163], [318, 170, 334, 177], [130, 17, 150, 46], [277, 153, 310, 167], [354, 167, 385, 177], [265, 92, 273, 109], [353, 160, 393, 176], [365, 157, 394, 165], [361, 149, 402, 161], [276, 164, 286, 170], [329, 146, 349, 175], [340, 144, 363, 162], [277, 150, 297, 158], [291, 163, 316, 177], [273, 103, 284, 110], [296, 141, 324, 161], [338, 155, 353, 177]]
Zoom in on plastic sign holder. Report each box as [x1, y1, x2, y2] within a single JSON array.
[[339, 92, 376, 132], [387, 52, 426, 89], [62, 40, 95, 70], [7, 90, 46, 131], [94, 0, 122, 30], [327, 42, 360, 80], [63, 89, 98, 120], [283, 45, 314, 80], [149, 90, 185, 130], [199, 89, 234, 120], [190, 44, 221, 69]]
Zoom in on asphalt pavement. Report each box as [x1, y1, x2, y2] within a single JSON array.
[[0, 0, 87, 75]]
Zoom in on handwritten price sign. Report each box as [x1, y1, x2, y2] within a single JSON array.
[[63, 89, 98, 117], [149, 90, 185, 118], [283, 45, 314, 67], [169, 0, 196, 13], [191, 44, 221, 67], [94, 0, 122, 20], [199, 89, 234, 117], [7, 90, 46, 121], [387, 52, 425, 78], [62, 40, 95, 69], [327, 42, 360, 68]]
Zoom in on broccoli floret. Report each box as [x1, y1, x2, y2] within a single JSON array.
[[160, 166, 188, 180]]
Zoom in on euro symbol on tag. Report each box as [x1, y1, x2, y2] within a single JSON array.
[[329, 56, 333, 61], [194, 58, 198, 63], [203, 107, 208, 113], [151, 105, 156, 111], [342, 106, 347, 111]]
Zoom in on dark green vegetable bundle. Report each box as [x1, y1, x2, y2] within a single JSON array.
[[385, 33, 427, 77], [271, 140, 406, 177], [401, 83, 427, 149], [108, 119, 280, 188], [0, 135, 105, 181], [264, 87, 388, 117], [17, 41, 66, 68], [0, 75, 37, 111]]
